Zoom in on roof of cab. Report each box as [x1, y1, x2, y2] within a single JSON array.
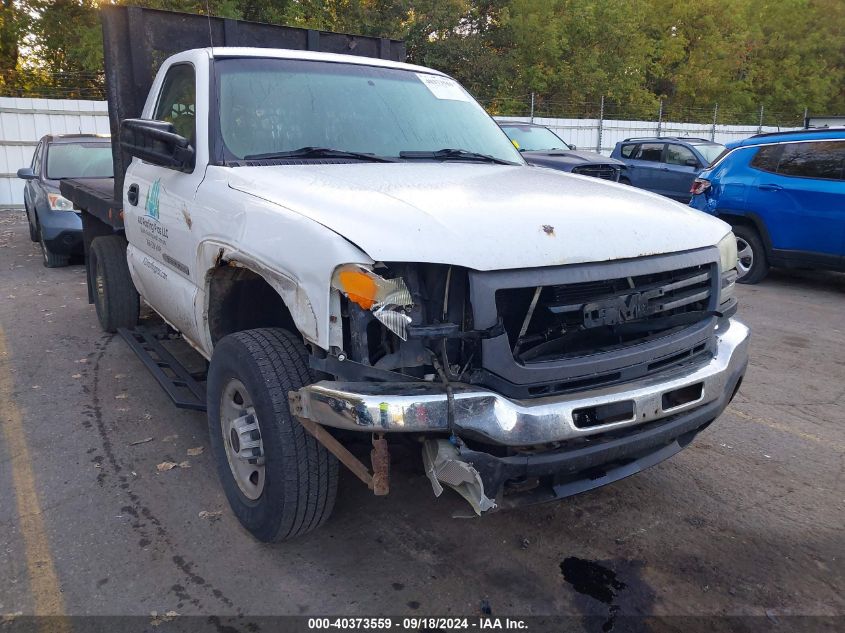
[[203, 46, 446, 76]]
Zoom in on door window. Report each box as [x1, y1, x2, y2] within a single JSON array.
[[777, 141, 845, 181], [154, 64, 196, 143], [620, 144, 638, 158], [665, 144, 697, 166], [749, 145, 783, 173], [632, 143, 664, 162]]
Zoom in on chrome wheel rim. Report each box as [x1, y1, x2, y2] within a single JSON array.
[[736, 237, 753, 278], [220, 378, 265, 500]]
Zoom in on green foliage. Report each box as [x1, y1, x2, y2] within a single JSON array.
[[1, 0, 841, 121]]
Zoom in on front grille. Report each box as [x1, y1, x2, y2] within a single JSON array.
[[571, 165, 621, 181], [496, 264, 715, 364]]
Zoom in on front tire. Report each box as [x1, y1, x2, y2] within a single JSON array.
[[208, 328, 338, 542], [26, 205, 38, 242], [733, 224, 768, 284], [39, 224, 69, 268], [89, 235, 140, 332]]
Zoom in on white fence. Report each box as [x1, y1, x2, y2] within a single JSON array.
[[0, 97, 110, 208], [495, 115, 802, 155]]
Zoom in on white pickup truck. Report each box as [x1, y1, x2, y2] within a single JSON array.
[[62, 9, 748, 542]]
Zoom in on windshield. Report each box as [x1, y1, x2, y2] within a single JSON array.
[[501, 125, 571, 151], [694, 143, 727, 165], [46, 143, 113, 179], [215, 58, 522, 164]]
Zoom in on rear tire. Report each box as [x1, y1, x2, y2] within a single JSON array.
[[39, 224, 69, 268], [89, 235, 140, 332], [208, 328, 338, 542], [733, 224, 768, 284]]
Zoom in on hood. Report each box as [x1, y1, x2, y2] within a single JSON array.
[[521, 150, 624, 168], [227, 163, 729, 271]]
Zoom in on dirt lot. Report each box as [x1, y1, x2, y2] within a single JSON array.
[[0, 209, 842, 631]]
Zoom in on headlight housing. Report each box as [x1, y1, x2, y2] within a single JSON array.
[[48, 193, 75, 211], [717, 232, 738, 306], [332, 265, 414, 340]]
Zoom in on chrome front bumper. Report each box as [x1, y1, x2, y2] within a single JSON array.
[[291, 319, 750, 446]]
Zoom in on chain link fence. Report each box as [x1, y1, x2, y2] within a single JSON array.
[[479, 93, 806, 154]]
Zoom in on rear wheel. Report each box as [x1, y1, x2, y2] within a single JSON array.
[[89, 235, 140, 332], [208, 328, 338, 542], [39, 224, 69, 268], [733, 224, 768, 284]]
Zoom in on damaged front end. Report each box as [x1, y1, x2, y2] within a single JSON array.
[[292, 256, 750, 515]]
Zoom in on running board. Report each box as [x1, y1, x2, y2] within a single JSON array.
[[117, 327, 207, 411]]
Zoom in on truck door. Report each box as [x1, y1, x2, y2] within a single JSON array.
[[124, 62, 204, 338]]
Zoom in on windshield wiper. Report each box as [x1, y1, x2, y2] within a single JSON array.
[[399, 148, 517, 165], [243, 147, 397, 162]]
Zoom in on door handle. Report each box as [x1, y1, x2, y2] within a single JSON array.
[[127, 183, 139, 206], [757, 183, 782, 191]]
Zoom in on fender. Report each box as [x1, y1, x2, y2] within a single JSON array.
[[196, 240, 321, 353]]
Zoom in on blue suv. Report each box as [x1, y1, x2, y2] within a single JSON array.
[[611, 137, 725, 201], [689, 128, 845, 283]]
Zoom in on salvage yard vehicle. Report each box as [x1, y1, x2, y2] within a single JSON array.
[[690, 128, 845, 283], [17, 134, 113, 267], [611, 137, 726, 202], [62, 6, 749, 542], [498, 121, 625, 182]]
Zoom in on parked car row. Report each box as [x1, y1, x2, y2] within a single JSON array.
[[18, 125, 844, 287], [492, 122, 844, 285]]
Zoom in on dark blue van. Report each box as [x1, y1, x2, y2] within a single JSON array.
[[689, 128, 845, 283]]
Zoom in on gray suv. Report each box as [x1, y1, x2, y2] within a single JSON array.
[[611, 137, 725, 202]]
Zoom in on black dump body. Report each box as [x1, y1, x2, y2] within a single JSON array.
[[60, 4, 405, 229]]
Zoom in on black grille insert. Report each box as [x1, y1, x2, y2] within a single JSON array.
[[571, 165, 621, 181], [496, 264, 715, 364]]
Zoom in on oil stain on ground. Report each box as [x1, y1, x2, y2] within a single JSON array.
[[560, 557, 654, 633]]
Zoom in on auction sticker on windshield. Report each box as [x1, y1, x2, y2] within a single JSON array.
[[416, 73, 471, 101]]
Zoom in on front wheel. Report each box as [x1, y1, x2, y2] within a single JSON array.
[[207, 328, 338, 542], [26, 205, 38, 242], [39, 224, 69, 268], [733, 224, 769, 284]]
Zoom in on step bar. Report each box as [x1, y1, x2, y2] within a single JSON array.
[[117, 327, 207, 411]]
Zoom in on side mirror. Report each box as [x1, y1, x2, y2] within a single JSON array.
[[569, 145, 577, 150], [120, 118, 195, 172], [17, 167, 36, 180], [685, 158, 699, 168]]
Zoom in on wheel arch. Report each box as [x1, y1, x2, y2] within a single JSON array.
[[713, 210, 773, 259], [202, 247, 322, 350]]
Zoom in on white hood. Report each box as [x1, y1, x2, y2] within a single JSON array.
[[228, 163, 729, 271]]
